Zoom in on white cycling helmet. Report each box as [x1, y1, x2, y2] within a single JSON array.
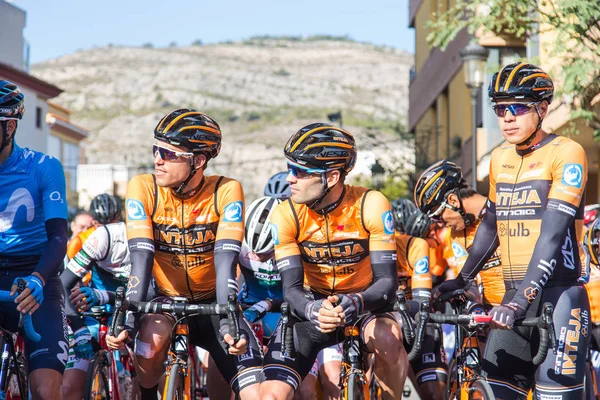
[[244, 196, 282, 254], [264, 171, 291, 199]]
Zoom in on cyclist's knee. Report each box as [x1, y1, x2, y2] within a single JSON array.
[[260, 381, 295, 400], [418, 381, 445, 400], [319, 360, 341, 396], [367, 321, 405, 364], [295, 374, 317, 400], [30, 369, 62, 400]]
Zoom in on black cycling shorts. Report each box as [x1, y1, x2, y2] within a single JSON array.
[[409, 322, 447, 385], [148, 296, 263, 393], [483, 285, 591, 400], [263, 312, 398, 392], [0, 271, 69, 374]]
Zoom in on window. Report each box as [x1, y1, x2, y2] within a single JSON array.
[[35, 107, 42, 129]]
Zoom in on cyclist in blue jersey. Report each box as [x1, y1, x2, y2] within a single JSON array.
[[0, 80, 69, 399]]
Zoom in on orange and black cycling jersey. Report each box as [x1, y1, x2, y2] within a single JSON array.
[[66, 226, 97, 259], [395, 233, 432, 300], [441, 222, 505, 306], [125, 174, 244, 304], [459, 134, 587, 310], [271, 185, 398, 319]]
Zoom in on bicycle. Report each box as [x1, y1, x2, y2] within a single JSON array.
[[409, 289, 555, 400], [0, 279, 41, 400], [110, 287, 240, 400], [80, 305, 138, 400], [280, 290, 415, 400]]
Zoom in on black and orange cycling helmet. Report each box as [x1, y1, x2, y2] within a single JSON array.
[[154, 109, 222, 159], [414, 160, 463, 215], [284, 123, 357, 174], [585, 218, 600, 266], [489, 62, 554, 104]]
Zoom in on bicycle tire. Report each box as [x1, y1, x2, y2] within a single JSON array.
[[343, 373, 365, 400], [446, 358, 459, 400], [164, 362, 185, 400], [469, 379, 495, 400], [84, 352, 110, 400]]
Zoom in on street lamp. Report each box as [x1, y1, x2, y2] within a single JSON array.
[[460, 42, 488, 189], [371, 159, 386, 190]]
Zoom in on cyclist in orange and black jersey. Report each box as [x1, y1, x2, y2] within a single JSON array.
[[392, 199, 447, 400], [260, 123, 408, 400], [436, 63, 590, 399], [105, 109, 262, 400]]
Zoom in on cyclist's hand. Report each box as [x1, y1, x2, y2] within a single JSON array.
[[334, 294, 363, 325], [11, 274, 45, 315], [433, 276, 466, 300], [73, 326, 94, 359], [489, 302, 526, 329], [243, 300, 271, 323], [106, 330, 128, 350], [306, 299, 342, 333], [70, 287, 108, 311], [219, 319, 248, 355]]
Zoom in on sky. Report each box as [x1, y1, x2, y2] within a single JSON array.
[[9, 0, 414, 64]]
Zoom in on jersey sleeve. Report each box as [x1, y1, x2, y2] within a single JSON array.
[[360, 190, 398, 311], [37, 156, 68, 221], [271, 201, 301, 269], [66, 236, 83, 260], [215, 178, 245, 243], [125, 175, 155, 242], [408, 237, 432, 298], [214, 178, 245, 304], [548, 142, 587, 207]]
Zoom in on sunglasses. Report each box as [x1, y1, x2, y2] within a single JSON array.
[[428, 202, 450, 223], [153, 145, 193, 161], [287, 163, 326, 179], [492, 102, 538, 117]]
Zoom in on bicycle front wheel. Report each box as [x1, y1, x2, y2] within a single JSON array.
[[469, 379, 495, 400], [84, 352, 110, 400], [342, 373, 366, 400], [164, 362, 185, 400]]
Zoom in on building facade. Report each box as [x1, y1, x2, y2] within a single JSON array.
[[408, 0, 600, 202]]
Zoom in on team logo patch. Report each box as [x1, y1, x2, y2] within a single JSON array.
[[562, 164, 583, 188], [415, 257, 429, 274], [451, 242, 467, 258], [126, 199, 146, 220], [223, 201, 243, 222], [271, 224, 279, 245], [382, 211, 394, 234]]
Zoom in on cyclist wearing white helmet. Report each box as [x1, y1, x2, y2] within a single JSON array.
[[264, 171, 292, 199]]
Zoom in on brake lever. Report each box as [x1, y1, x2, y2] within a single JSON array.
[[16, 279, 26, 328]]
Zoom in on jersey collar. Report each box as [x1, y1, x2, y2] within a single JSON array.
[[317, 185, 346, 215], [515, 133, 557, 157]]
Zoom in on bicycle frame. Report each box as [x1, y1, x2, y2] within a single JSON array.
[[0, 328, 26, 399], [338, 325, 369, 398]]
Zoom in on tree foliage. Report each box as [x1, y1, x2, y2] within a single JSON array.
[[426, 0, 600, 137]]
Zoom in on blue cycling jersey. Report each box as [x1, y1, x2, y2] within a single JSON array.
[[238, 243, 282, 305], [0, 143, 67, 256]]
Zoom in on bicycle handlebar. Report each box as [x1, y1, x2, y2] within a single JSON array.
[[109, 287, 241, 342], [280, 290, 416, 358], [0, 279, 41, 342], [409, 302, 556, 365]]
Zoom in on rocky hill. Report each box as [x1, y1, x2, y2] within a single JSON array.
[[32, 37, 414, 200]]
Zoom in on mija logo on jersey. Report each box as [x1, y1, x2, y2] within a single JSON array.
[[302, 241, 366, 259], [154, 226, 217, 246]]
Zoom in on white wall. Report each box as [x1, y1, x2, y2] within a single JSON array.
[[0, 1, 26, 70], [77, 164, 130, 209], [13, 87, 49, 153]]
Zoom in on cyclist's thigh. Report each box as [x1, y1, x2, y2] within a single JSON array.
[[534, 284, 590, 399], [188, 312, 262, 394], [26, 277, 69, 373], [263, 319, 339, 392], [409, 323, 448, 387], [482, 289, 539, 399]]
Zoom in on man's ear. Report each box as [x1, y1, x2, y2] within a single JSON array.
[[326, 170, 341, 188], [5, 120, 17, 140], [194, 153, 207, 170], [537, 100, 549, 118], [447, 193, 460, 207]]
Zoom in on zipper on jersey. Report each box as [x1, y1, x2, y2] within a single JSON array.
[[506, 157, 525, 288], [323, 214, 336, 295], [180, 198, 194, 300]]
